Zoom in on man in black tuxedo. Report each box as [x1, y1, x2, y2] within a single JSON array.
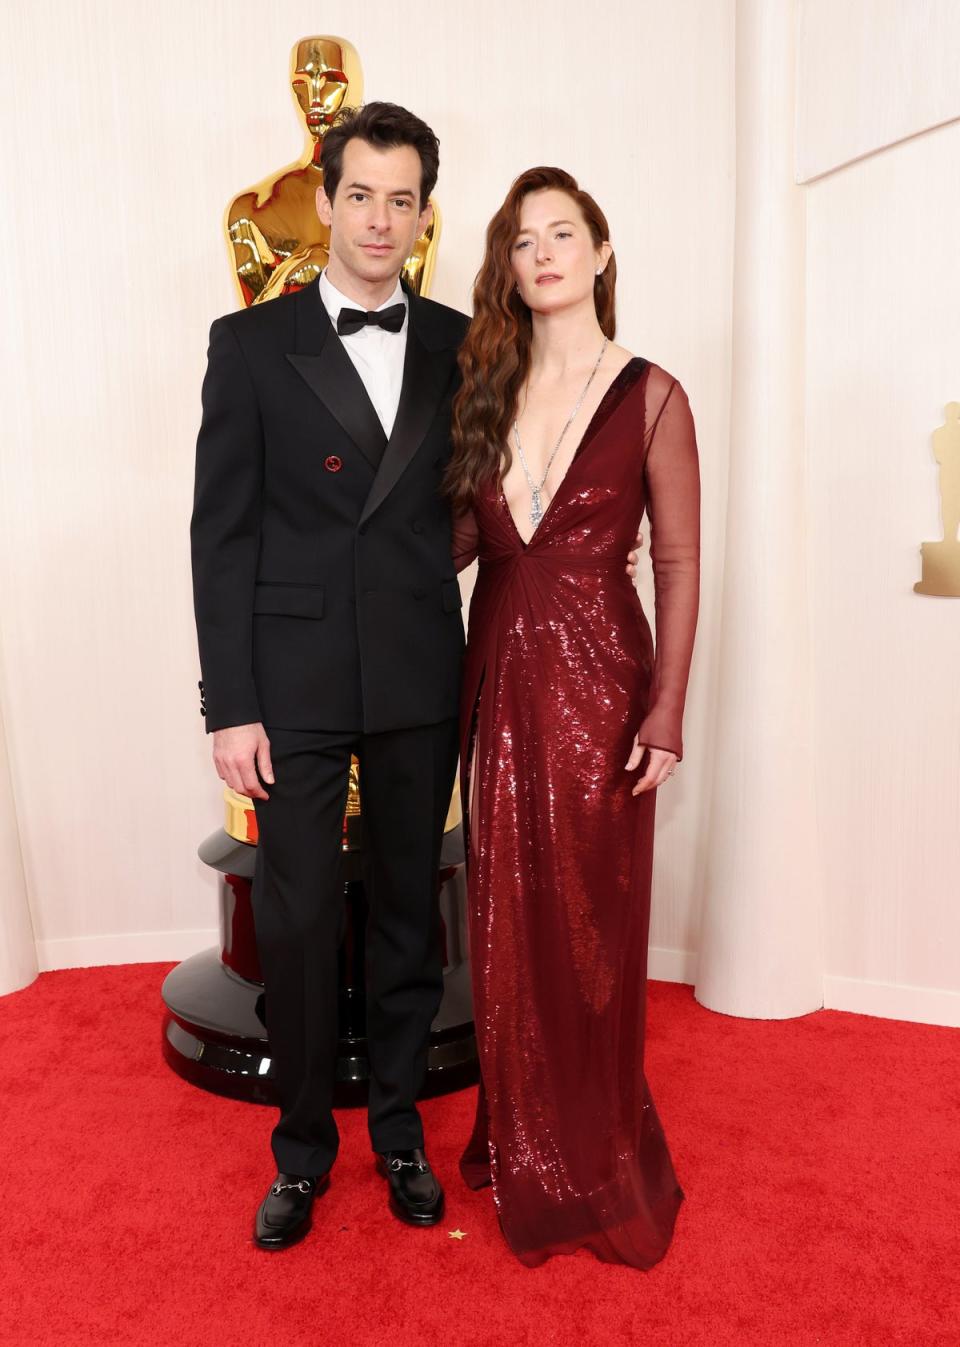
[[191, 103, 468, 1249]]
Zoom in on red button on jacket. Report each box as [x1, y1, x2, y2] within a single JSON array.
[[324, 455, 342, 473]]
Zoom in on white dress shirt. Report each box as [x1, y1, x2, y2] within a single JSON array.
[[318, 270, 408, 438]]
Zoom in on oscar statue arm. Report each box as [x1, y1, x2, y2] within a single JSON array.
[[402, 201, 441, 296], [225, 196, 279, 305], [257, 242, 330, 303], [190, 317, 264, 733]]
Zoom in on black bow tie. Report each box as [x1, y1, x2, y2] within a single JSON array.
[[337, 302, 406, 337]]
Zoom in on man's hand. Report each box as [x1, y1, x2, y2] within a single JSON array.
[[626, 529, 644, 579], [625, 736, 677, 794], [213, 723, 274, 800]]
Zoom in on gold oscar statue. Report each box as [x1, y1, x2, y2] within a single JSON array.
[[225, 36, 440, 307], [915, 402, 960, 597]]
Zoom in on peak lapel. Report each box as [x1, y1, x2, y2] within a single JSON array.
[[285, 285, 386, 471], [359, 303, 458, 525]]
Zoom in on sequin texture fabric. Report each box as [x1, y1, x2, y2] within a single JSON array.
[[455, 359, 701, 1269]]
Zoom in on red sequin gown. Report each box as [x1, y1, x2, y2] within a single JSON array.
[[452, 358, 700, 1269]]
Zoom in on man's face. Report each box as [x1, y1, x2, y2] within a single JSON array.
[[316, 139, 433, 290], [291, 42, 350, 137]]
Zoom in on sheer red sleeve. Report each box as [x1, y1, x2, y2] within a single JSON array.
[[451, 508, 480, 573], [635, 366, 701, 761]]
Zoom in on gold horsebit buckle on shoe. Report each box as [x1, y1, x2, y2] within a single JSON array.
[[271, 1179, 313, 1195], [387, 1157, 429, 1173]]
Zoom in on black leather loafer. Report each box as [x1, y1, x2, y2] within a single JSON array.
[[254, 1171, 329, 1250], [375, 1148, 444, 1227]]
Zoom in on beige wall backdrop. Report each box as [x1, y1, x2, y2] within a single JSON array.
[[0, 0, 733, 977], [805, 120, 960, 1022], [2, 1, 958, 1028], [793, 0, 960, 1024]]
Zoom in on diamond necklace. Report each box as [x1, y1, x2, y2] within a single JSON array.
[[512, 337, 609, 528]]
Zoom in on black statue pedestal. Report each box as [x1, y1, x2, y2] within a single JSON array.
[[161, 804, 477, 1106]]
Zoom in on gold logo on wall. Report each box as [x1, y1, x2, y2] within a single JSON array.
[[224, 36, 440, 307], [915, 403, 960, 597]]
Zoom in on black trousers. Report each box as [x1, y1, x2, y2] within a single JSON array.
[[251, 718, 459, 1177]]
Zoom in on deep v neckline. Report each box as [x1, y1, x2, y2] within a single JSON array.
[[500, 357, 645, 549]]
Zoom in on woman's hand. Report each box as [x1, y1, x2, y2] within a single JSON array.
[[625, 736, 677, 794], [625, 529, 643, 578]]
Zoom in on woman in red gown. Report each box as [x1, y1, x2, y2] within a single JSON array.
[[446, 168, 700, 1269]]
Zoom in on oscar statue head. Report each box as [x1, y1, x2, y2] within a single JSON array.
[[289, 37, 363, 142]]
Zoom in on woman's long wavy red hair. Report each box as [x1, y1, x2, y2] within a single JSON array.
[[445, 167, 617, 510]]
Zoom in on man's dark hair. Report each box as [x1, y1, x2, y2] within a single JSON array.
[[320, 102, 440, 208]]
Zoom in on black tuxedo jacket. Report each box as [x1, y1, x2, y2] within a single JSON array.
[[190, 281, 471, 734]]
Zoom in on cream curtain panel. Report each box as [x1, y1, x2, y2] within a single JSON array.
[[0, 703, 34, 994]]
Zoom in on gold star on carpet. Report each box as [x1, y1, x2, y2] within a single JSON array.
[[448, 1228, 467, 1241]]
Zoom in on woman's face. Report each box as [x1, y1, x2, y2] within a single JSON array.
[[510, 188, 610, 316]]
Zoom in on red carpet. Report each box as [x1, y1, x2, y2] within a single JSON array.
[[1, 965, 957, 1347]]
